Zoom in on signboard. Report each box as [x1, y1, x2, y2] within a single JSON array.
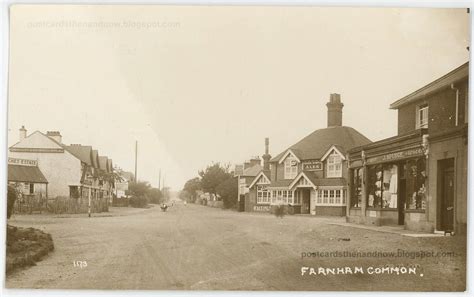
[[116, 182, 129, 192], [302, 160, 323, 171], [8, 158, 37, 166], [254, 205, 271, 212], [366, 147, 424, 165]]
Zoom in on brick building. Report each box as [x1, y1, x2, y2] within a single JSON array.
[[246, 94, 371, 215], [347, 62, 468, 234]]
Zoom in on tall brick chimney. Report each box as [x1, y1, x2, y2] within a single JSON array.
[[19, 125, 27, 141], [262, 138, 271, 170], [326, 93, 344, 127]]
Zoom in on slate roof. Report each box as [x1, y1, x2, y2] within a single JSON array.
[[267, 179, 293, 188], [91, 150, 99, 168], [271, 126, 371, 162], [303, 171, 347, 187], [8, 164, 48, 183], [65, 145, 93, 166], [242, 164, 262, 177], [98, 156, 108, 171]]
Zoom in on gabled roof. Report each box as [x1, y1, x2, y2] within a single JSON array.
[[277, 149, 301, 164], [98, 156, 108, 171], [271, 126, 371, 162], [248, 170, 271, 189], [321, 145, 346, 161], [91, 150, 99, 168], [390, 62, 469, 109], [8, 164, 48, 184], [65, 145, 93, 166], [9, 131, 65, 152], [107, 159, 113, 173], [288, 171, 348, 190], [242, 164, 262, 177]]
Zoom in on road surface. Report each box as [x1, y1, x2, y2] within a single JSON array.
[[6, 202, 466, 291]]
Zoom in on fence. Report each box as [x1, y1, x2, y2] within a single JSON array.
[[14, 195, 109, 215]]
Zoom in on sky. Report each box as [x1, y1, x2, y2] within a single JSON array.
[[7, 5, 470, 190]]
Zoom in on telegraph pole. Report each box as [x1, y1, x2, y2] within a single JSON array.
[[134, 141, 138, 182], [159, 169, 161, 190]]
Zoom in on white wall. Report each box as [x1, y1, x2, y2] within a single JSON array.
[[9, 150, 82, 198]]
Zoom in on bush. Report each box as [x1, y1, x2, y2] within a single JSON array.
[[129, 196, 148, 208], [7, 185, 18, 219]]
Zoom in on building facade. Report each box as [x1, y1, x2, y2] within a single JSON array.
[[347, 62, 468, 234], [247, 94, 371, 216], [9, 127, 116, 202]]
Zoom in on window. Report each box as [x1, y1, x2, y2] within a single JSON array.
[[288, 191, 293, 204], [351, 168, 363, 208], [284, 155, 298, 179], [406, 158, 427, 210], [316, 189, 345, 206], [367, 164, 398, 209], [417, 104, 429, 129], [257, 185, 270, 204], [327, 151, 342, 178]]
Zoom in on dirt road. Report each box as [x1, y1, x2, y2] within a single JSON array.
[[6, 203, 466, 291]]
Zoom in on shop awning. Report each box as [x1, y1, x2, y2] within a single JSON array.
[[8, 164, 48, 184]]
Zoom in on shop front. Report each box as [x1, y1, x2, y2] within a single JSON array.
[[347, 131, 432, 232]]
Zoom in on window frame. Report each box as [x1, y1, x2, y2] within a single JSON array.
[[327, 151, 343, 178]]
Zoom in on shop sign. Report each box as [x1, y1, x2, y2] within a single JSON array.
[[254, 205, 270, 212], [302, 160, 323, 171], [366, 148, 424, 165], [8, 158, 37, 166]]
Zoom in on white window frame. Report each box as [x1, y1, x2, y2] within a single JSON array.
[[417, 104, 429, 129], [256, 185, 269, 204], [316, 188, 346, 206], [284, 155, 298, 180], [327, 151, 342, 178]]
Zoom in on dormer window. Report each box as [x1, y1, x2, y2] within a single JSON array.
[[284, 155, 298, 179], [327, 151, 342, 178], [417, 104, 429, 129]]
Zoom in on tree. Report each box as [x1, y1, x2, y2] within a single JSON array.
[[216, 177, 238, 209], [199, 163, 232, 199], [147, 188, 163, 204], [179, 190, 191, 202], [127, 181, 150, 198], [183, 177, 202, 202]]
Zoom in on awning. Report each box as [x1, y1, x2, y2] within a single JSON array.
[[8, 164, 48, 184]]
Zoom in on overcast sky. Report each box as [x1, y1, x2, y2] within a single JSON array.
[[8, 5, 469, 190]]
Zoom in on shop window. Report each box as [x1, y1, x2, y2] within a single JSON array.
[[406, 158, 427, 210], [351, 168, 363, 208], [417, 104, 429, 129], [284, 155, 298, 179], [367, 164, 398, 209], [327, 151, 342, 178]]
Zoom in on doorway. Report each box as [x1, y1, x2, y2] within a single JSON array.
[[438, 158, 455, 231], [301, 189, 311, 214]]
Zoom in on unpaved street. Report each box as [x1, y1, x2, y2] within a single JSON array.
[[6, 203, 466, 291]]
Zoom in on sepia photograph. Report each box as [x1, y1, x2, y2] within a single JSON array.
[[1, 1, 472, 295]]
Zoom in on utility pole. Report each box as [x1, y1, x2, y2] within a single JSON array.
[[134, 140, 138, 182], [159, 169, 161, 190]]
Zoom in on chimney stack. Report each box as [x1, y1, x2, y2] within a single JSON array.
[[46, 131, 62, 143], [19, 126, 27, 141], [326, 93, 344, 127], [262, 137, 271, 171]]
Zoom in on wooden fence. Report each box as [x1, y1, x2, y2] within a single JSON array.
[[14, 195, 109, 215]]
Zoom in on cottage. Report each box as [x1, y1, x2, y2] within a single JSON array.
[[247, 94, 371, 215], [347, 62, 468, 234]]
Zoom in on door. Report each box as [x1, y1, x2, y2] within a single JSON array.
[[239, 194, 245, 212], [301, 189, 311, 214], [440, 165, 455, 231]]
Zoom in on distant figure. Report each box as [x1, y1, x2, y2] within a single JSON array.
[[171, 201, 174, 207], [160, 204, 168, 212]]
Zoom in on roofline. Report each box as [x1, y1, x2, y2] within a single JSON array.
[[248, 171, 271, 189], [288, 171, 317, 190], [277, 149, 301, 164], [390, 62, 469, 109]]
